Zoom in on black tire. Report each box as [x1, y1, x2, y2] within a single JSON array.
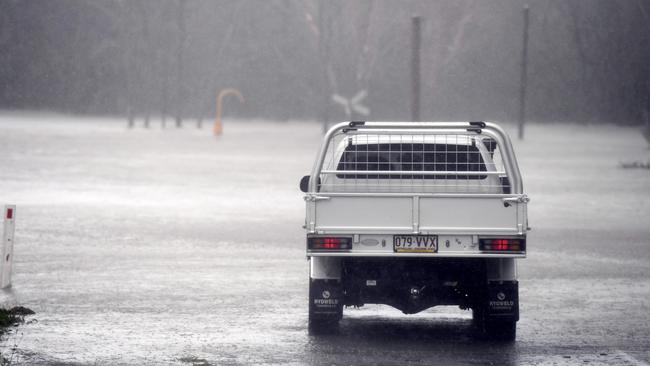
[[308, 316, 339, 334], [484, 319, 516, 341], [471, 306, 485, 327], [308, 304, 341, 332]]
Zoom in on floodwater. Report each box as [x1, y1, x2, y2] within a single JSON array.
[[0, 114, 649, 365]]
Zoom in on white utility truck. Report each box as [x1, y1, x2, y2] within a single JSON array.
[[300, 121, 529, 340]]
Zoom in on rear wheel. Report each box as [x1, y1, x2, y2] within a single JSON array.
[[308, 315, 339, 333], [471, 306, 484, 326], [472, 304, 516, 341], [484, 319, 516, 341], [477, 280, 519, 341]]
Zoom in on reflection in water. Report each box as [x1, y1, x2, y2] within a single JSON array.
[[306, 312, 519, 365]]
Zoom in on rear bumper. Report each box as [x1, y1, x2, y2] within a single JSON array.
[[308, 251, 526, 258], [306, 233, 526, 258]]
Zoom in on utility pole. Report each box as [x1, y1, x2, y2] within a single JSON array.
[[161, 2, 170, 129], [411, 16, 421, 122], [175, 0, 186, 128], [318, 0, 330, 134], [518, 6, 530, 140]]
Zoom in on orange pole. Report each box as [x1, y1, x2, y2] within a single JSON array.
[[214, 88, 244, 136]]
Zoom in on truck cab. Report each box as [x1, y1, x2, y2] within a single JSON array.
[[300, 121, 529, 340]]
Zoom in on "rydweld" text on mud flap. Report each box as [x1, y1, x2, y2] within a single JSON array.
[[487, 281, 519, 321], [309, 279, 342, 315]]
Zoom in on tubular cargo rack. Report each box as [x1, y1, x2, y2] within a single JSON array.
[[304, 121, 529, 238], [308, 121, 524, 195]]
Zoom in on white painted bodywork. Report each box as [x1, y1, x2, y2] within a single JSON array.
[[305, 122, 529, 280], [310, 194, 526, 236]]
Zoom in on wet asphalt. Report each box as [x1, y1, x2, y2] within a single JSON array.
[[0, 114, 648, 365]]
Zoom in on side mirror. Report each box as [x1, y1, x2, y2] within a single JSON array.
[[299, 175, 321, 192], [300, 175, 310, 192]]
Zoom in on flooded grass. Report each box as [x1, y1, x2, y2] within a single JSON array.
[[0, 115, 648, 365], [0, 307, 34, 332]]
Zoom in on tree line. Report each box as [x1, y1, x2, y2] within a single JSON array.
[[0, 0, 648, 125]]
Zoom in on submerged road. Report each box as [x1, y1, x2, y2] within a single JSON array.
[[0, 114, 649, 365]]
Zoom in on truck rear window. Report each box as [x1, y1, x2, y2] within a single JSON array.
[[336, 143, 487, 180]]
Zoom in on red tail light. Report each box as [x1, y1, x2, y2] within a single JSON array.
[[479, 238, 525, 252], [308, 237, 352, 250]]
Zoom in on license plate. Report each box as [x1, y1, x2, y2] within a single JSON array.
[[393, 235, 438, 253]]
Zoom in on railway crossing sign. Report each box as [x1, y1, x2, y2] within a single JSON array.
[[332, 90, 370, 118]]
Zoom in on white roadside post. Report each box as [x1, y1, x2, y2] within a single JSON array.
[[1, 205, 16, 288]]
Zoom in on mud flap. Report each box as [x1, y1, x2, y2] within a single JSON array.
[[486, 281, 519, 321], [309, 279, 343, 319]]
